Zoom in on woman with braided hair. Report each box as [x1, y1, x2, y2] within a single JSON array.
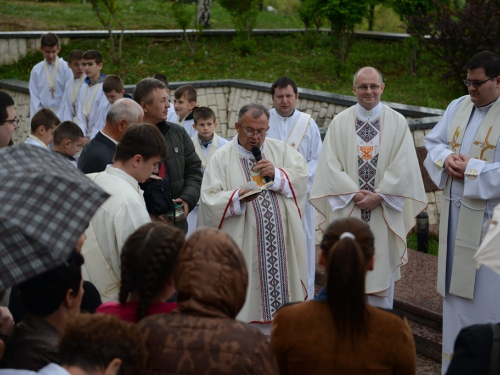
[[270, 217, 416, 375], [96, 222, 184, 323]]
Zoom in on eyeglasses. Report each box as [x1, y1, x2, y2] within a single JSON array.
[[242, 127, 267, 138], [463, 77, 496, 88], [356, 84, 381, 92], [0, 117, 20, 125]]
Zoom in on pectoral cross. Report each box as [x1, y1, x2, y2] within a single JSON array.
[[50, 87, 55, 99]]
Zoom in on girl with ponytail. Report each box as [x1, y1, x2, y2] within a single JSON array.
[[270, 217, 416, 374], [96, 222, 184, 323]]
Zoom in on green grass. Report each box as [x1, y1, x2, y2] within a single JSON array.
[[407, 233, 439, 256], [0, 33, 461, 109]]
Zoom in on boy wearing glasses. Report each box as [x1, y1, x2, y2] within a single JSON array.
[[424, 51, 500, 374], [0, 90, 17, 148], [311, 66, 427, 309]]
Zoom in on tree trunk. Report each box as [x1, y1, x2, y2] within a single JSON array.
[[368, 4, 375, 31], [197, 0, 212, 28]]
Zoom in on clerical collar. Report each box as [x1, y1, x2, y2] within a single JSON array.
[[356, 102, 383, 122], [274, 109, 296, 120], [198, 134, 214, 148], [235, 135, 264, 158], [474, 96, 500, 112]]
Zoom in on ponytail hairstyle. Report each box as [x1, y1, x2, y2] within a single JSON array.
[[319, 218, 375, 341], [119, 222, 185, 322]]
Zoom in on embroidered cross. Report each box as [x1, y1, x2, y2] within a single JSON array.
[[360, 146, 374, 161], [473, 126, 496, 161], [447, 127, 461, 153], [50, 87, 55, 99]]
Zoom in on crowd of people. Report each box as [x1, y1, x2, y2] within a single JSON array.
[[0, 31, 499, 374]]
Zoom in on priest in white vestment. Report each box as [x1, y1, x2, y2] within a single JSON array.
[[311, 67, 427, 310], [199, 103, 309, 332], [424, 51, 500, 374], [267, 76, 322, 299]]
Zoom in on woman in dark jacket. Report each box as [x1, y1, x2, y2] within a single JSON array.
[[137, 227, 278, 375]]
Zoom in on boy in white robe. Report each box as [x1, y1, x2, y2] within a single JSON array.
[[75, 50, 107, 143], [24, 109, 60, 149], [29, 33, 72, 119], [187, 107, 229, 237], [58, 50, 85, 123], [199, 103, 308, 335], [174, 85, 197, 138]]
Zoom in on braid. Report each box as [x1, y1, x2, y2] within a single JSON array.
[[136, 232, 184, 322], [119, 222, 185, 322]]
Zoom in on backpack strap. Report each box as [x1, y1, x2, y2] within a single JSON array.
[[489, 323, 500, 375]]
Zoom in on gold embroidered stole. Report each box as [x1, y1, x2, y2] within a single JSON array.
[[438, 97, 500, 299], [286, 112, 311, 150]]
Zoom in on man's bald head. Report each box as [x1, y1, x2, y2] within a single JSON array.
[[353, 67, 383, 86], [352, 66, 385, 111], [106, 98, 144, 127]]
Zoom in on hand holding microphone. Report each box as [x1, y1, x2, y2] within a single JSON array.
[[251, 146, 274, 183]]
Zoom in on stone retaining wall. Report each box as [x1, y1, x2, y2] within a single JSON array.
[[0, 78, 443, 231]]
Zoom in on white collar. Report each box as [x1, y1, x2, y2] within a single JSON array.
[[105, 165, 140, 189], [272, 108, 297, 121], [474, 95, 500, 113], [100, 130, 119, 145], [234, 134, 264, 158], [356, 102, 383, 121]]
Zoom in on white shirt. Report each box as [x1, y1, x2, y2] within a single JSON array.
[[58, 76, 85, 122], [29, 58, 72, 118], [0, 363, 69, 375], [75, 77, 108, 139]]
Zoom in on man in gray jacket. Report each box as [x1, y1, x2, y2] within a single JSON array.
[[133, 78, 202, 233]]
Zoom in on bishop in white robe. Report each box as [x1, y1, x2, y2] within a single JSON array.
[[199, 104, 308, 329], [311, 67, 427, 310], [424, 52, 500, 373]]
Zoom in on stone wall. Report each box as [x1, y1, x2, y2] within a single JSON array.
[[0, 78, 443, 232], [0, 37, 70, 65]]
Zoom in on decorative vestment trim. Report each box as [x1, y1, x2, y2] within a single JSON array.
[[218, 189, 238, 229], [437, 97, 500, 299], [286, 112, 311, 150]]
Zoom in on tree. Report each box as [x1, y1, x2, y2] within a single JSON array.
[[88, 0, 124, 64], [298, 0, 325, 33], [321, 0, 369, 74], [388, 0, 435, 24], [168, 0, 203, 57], [197, 0, 212, 28], [218, 0, 260, 55], [406, 0, 500, 85]]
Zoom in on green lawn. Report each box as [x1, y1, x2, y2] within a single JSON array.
[[0, 33, 462, 109]]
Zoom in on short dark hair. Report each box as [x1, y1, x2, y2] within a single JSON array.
[[114, 124, 167, 163], [193, 106, 216, 124], [0, 90, 14, 123], [464, 51, 500, 78], [20, 251, 84, 316], [271, 76, 298, 97], [59, 314, 147, 375], [30, 108, 60, 133], [174, 85, 197, 103], [40, 32, 60, 48], [133, 78, 166, 105], [103, 74, 124, 94], [237, 103, 270, 123], [82, 50, 103, 65], [54, 121, 84, 145], [153, 73, 169, 89], [68, 50, 83, 62]]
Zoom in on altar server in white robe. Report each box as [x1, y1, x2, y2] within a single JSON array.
[[58, 50, 85, 123], [424, 51, 500, 374], [199, 103, 309, 334], [29, 32, 72, 118], [268, 76, 322, 299], [311, 66, 427, 310], [186, 106, 229, 237]]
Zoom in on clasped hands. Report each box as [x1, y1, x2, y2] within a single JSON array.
[[353, 190, 383, 210], [445, 154, 470, 180]]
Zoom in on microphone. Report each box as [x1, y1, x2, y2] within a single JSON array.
[[252, 146, 272, 183]]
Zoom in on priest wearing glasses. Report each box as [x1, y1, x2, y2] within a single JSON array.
[[311, 66, 427, 309], [424, 51, 500, 374], [199, 103, 309, 337]]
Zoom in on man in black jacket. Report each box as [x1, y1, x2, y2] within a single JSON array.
[[78, 98, 144, 173], [133, 78, 202, 233]]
